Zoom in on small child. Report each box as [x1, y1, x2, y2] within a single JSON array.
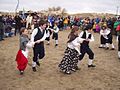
[[99, 26, 107, 48], [105, 27, 115, 50], [15, 28, 35, 75], [99, 25, 115, 50], [52, 22, 59, 47], [45, 22, 52, 45]]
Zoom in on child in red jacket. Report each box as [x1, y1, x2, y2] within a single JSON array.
[[16, 28, 35, 75]]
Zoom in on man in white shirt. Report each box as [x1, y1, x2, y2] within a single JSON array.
[[31, 19, 47, 72], [79, 24, 96, 68]]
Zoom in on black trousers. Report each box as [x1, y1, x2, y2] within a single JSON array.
[[100, 35, 106, 44], [52, 33, 58, 40], [79, 43, 94, 60], [106, 34, 113, 44], [15, 25, 21, 35], [33, 43, 45, 62]]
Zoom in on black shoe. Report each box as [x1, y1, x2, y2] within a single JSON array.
[[0, 39, 4, 41], [105, 47, 109, 50], [88, 64, 96, 68], [46, 43, 50, 45], [55, 44, 58, 47], [118, 57, 120, 60], [32, 67, 37, 72], [99, 46, 103, 48], [111, 48, 115, 50], [36, 61, 40, 66], [20, 71, 24, 75]]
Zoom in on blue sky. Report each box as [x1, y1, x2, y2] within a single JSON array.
[[0, 0, 120, 14]]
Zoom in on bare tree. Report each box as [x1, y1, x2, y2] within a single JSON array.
[[56, 6, 61, 11], [47, 6, 67, 15], [52, 7, 56, 11], [48, 8, 52, 12]]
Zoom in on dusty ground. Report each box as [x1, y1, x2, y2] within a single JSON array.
[[0, 30, 120, 90]]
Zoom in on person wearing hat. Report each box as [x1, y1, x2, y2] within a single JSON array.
[[58, 26, 83, 74], [31, 19, 47, 72], [79, 24, 96, 68]]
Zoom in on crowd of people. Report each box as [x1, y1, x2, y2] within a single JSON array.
[[0, 12, 120, 75], [0, 12, 120, 40]]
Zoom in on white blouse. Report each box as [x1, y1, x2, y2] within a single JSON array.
[[67, 37, 83, 55], [100, 29, 110, 39]]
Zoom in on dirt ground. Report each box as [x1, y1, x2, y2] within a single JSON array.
[[0, 30, 120, 90]]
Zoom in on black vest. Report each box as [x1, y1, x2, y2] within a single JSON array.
[[34, 28, 45, 42], [46, 26, 52, 35], [34, 28, 45, 46], [81, 31, 91, 39], [81, 31, 91, 45]]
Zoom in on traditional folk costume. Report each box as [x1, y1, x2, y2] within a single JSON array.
[[99, 27, 115, 50], [58, 36, 82, 74], [52, 25, 59, 46], [45, 25, 52, 45], [16, 34, 33, 74], [31, 27, 46, 71], [79, 29, 95, 67], [99, 27, 108, 48]]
